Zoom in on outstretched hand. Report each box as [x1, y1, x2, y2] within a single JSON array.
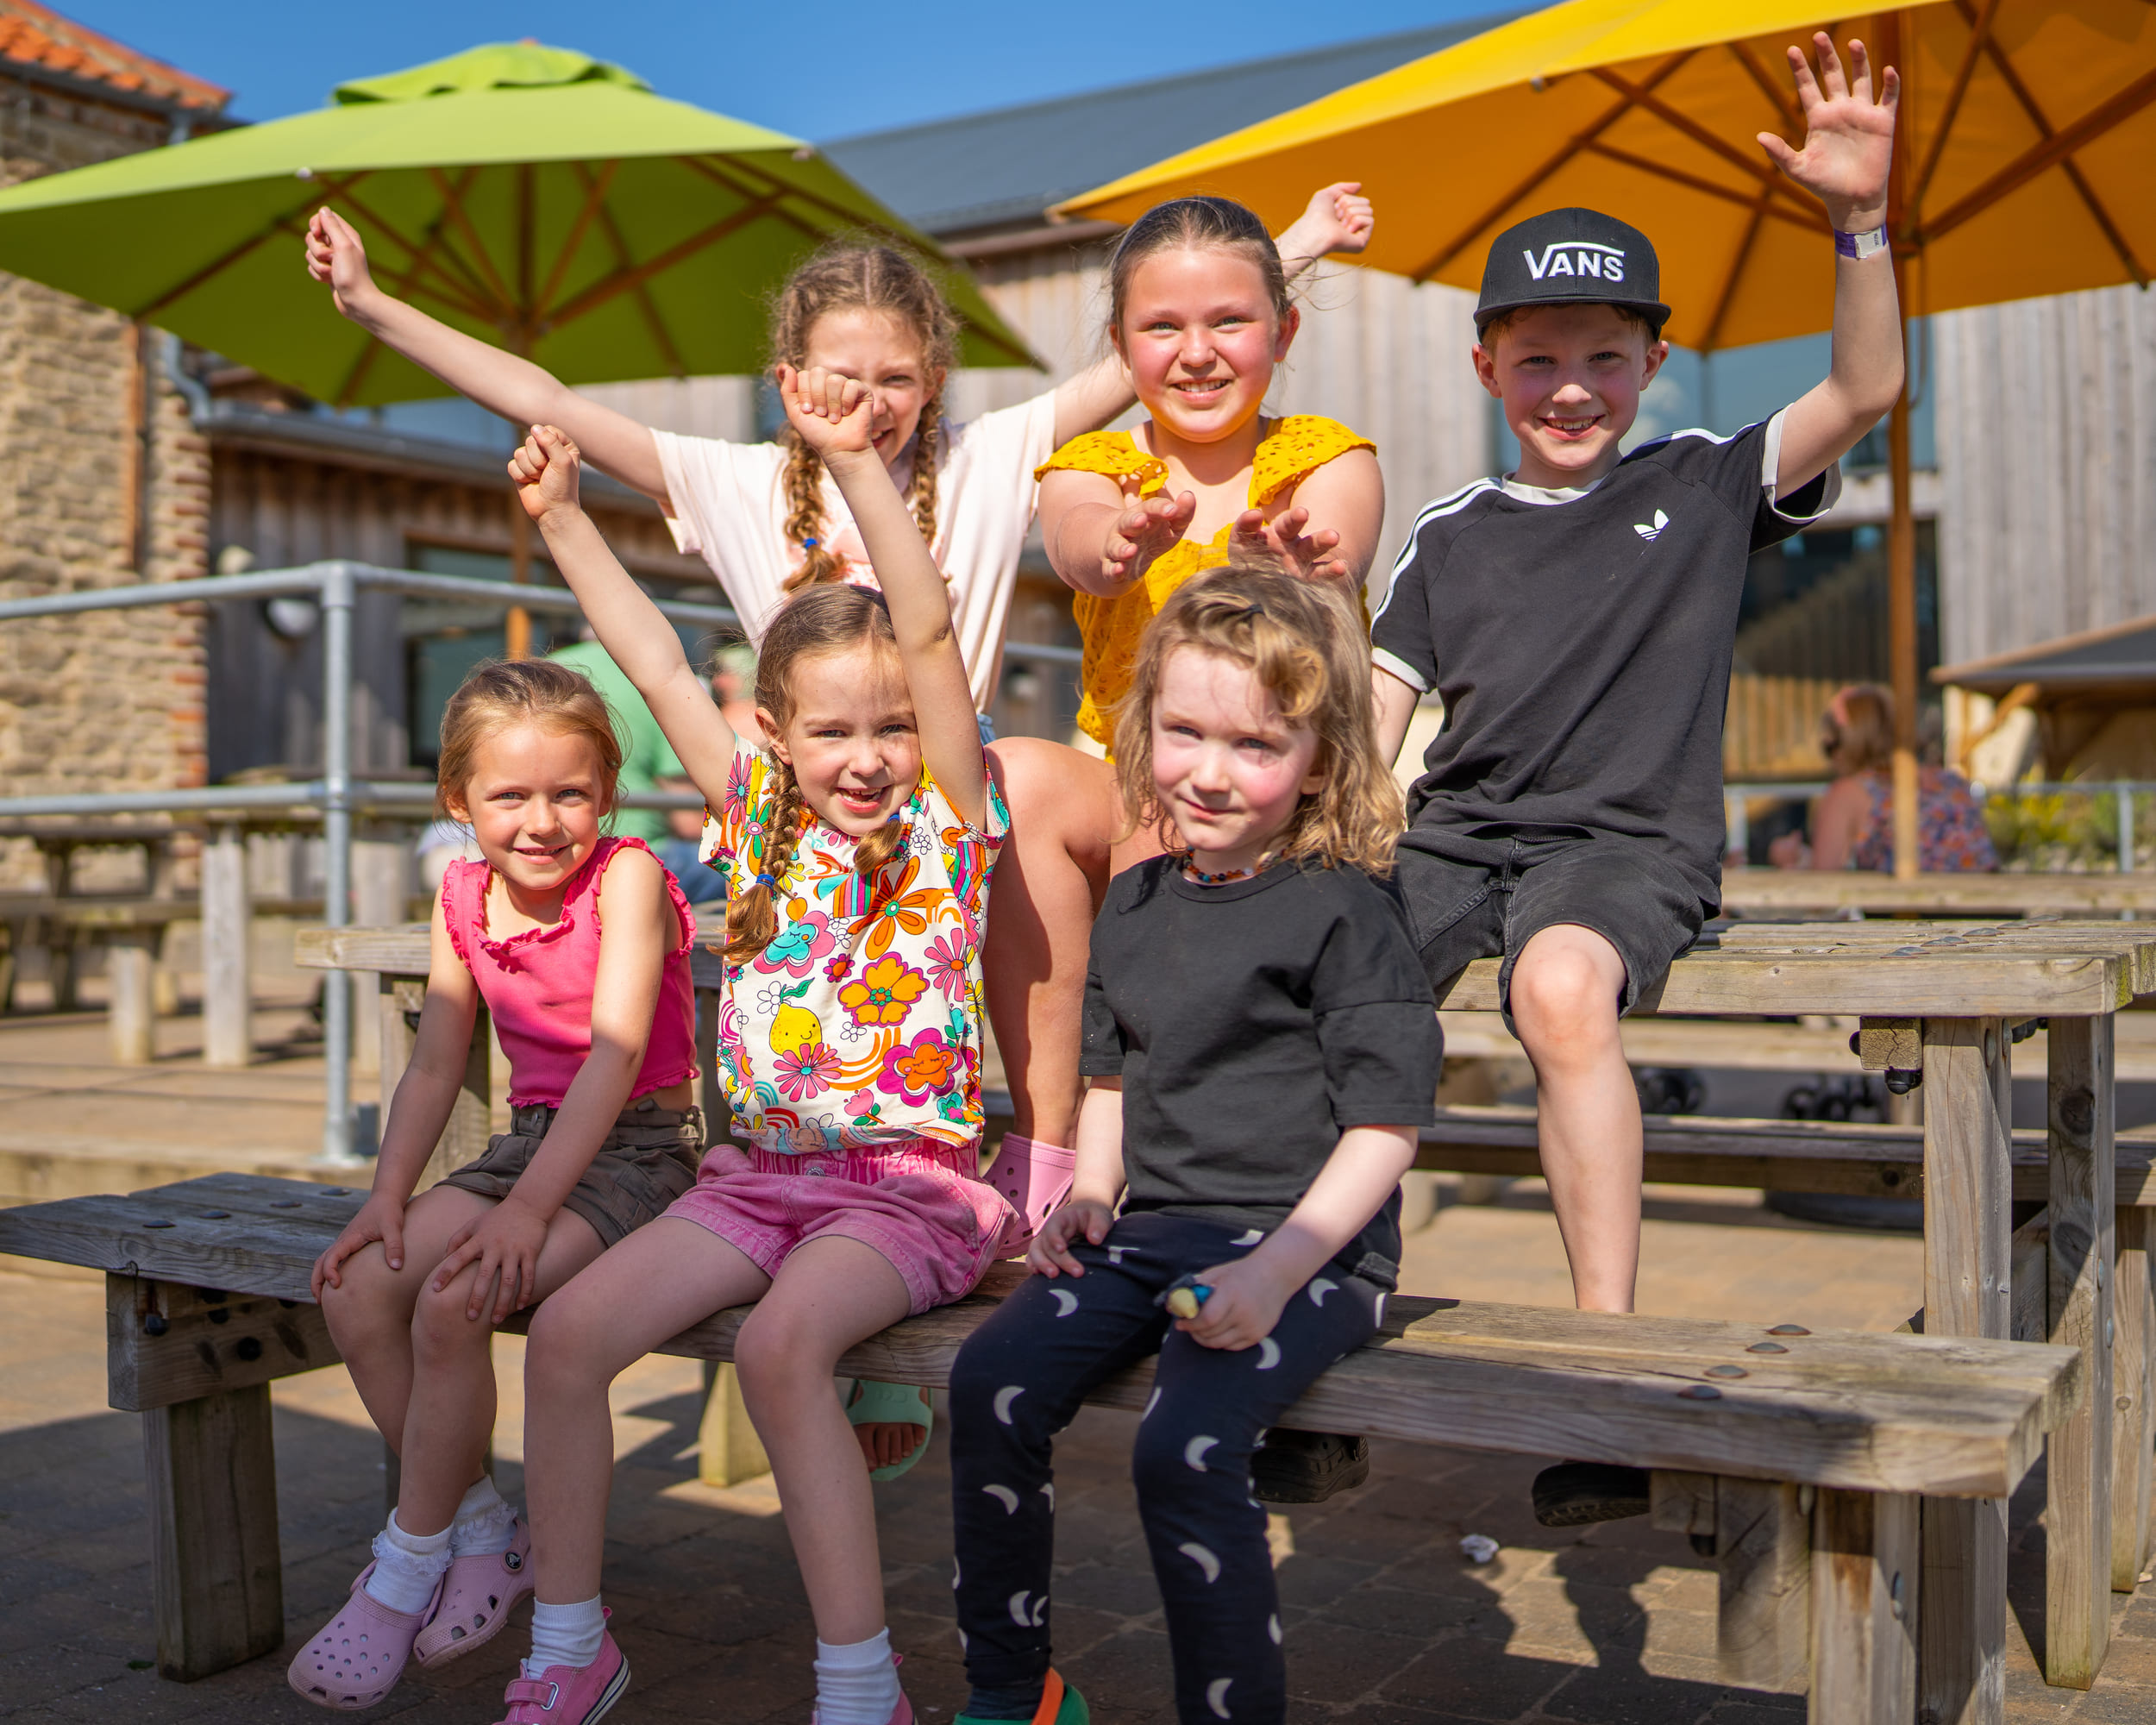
[[1294, 181, 1375, 257], [508, 423, 582, 523], [304, 207, 379, 315], [776, 362, 878, 461], [1759, 33, 1898, 229], [1102, 481, 1196, 588], [1231, 505, 1350, 583]]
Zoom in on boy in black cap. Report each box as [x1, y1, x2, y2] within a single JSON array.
[[1369, 34, 1905, 1526]]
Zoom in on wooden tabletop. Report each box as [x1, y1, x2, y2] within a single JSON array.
[[1722, 870, 2156, 917]]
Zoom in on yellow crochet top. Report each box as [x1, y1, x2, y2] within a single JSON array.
[[1035, 415, 1376, 746]]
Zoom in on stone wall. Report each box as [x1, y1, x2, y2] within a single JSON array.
[[0, 72, 208, 843]]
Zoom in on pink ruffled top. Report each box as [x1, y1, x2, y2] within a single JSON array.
[[442, 836, 698, 1108]]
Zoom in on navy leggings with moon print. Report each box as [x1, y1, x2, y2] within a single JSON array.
[[949, 1209, 1382, 1724]]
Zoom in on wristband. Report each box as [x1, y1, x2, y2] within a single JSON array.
[[1834, 225, 1890, 261]]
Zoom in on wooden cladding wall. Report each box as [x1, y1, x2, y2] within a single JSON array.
[[1726, 673, 1839, 781], [1935, 285, 2156, 666]]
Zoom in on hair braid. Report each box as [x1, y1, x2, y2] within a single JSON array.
[[907, 368, 946, 556], [724, 762, 810, 962], [780, 432, 843, 594]]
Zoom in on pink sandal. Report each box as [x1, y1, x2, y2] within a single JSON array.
[[286, 1560, 443, 1709], [981, 1134, 1077, 1256], [415, 1517, 535, 1667]]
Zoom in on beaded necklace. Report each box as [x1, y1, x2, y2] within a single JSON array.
[[1178, 850, 1271, 887]]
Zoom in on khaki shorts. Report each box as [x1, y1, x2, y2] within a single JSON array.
[[435, 1096, 704, 1249]]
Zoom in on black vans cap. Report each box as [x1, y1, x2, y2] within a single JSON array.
[[1475, 208, 1670, 336]]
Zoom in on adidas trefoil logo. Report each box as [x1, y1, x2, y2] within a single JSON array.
[[1634, 510, 1670, 543]]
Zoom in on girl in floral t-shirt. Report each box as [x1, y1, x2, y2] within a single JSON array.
[[494, 370, 1012, 1725]]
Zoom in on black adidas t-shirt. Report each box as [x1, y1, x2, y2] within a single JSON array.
[[1369, 411, 1838, 906], [1080, 856, 1440, 1289]]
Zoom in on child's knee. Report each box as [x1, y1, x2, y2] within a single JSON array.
[[320, 1251, 409, 1340], [1130, 1405, 1244, 1506], [409, 1275, 494, 1359], [523, 1293, 607, 1389], [1509, 934, 1625, 1043]]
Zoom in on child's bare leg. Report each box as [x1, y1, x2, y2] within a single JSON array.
[[1508, 924, 1641, 1314], [394, 1201, 609, 1535], [523, 1218, 773, 1603], [319, 1186, 504, 1462], [982, 737, 1118, 1147], [732, 1236, 914, 1643]]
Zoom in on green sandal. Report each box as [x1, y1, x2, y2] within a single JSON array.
[[841, 1377, 933, 1482], [956, 1670, 1088, 1725]]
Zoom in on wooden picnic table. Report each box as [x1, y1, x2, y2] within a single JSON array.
[[1720, 867, 2156, 919], [297, 917, 2156, 1713]]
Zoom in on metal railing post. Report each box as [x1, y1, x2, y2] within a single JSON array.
[[318, 564, 358, 1164]]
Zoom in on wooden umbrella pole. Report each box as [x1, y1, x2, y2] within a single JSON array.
[[506, 501, 532, 662], [1884, 9, 1921, 881]]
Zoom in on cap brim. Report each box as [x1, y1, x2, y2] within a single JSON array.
[[1474, 295, 1671, 333]]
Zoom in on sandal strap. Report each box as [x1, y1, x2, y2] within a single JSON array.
[[1034, 1671, 1066, 1725]]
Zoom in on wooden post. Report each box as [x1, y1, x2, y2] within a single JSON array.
[[2046, 1014, 2115, 1684], [144, 1383, 284, 1680], [2116, 1204, 2155, 1592], [1810, 1489, 1918, 1724], [348, 829, 407, 1078], [382, 975, 491, 1190], [200, 822, 251, 1068], [506, 500, 533, 662], [1716, 1477, 1812, 1693], [1918, 1017, 2010, 1725], [699, 1361, 771, 1488], [106, 928, 156, 1064]]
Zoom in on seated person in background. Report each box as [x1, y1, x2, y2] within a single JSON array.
[[1767, 682, 1997, 872]]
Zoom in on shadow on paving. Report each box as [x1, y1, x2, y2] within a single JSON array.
[[0, 1383, 1832, 1725]]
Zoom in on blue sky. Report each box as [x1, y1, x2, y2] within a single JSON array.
[[64, 1, 1507, 135]]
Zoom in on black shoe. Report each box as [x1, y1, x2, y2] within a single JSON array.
[[1532, 1460, 1651, 1527], [1250, 1429, 1370, 1503]]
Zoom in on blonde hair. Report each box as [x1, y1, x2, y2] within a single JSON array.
[[1106, 195, 1290, 342], [771, 242, 960, 594], [1824, 683, 1895, 776], [1111, 561, 1404, 875], [726, 585, 912, 962], [436, 659, 621, 819]]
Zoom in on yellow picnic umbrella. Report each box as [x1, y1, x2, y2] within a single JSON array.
[[1060, 2, 2156, 876]]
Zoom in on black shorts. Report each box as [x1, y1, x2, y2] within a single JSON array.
[[1386, 831, 1706, 1028]]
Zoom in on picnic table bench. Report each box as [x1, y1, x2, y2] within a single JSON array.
[[297, 916, 2156, 1714], [1719, 869, 2156, 919], [0, 1170, 2080, 1724]]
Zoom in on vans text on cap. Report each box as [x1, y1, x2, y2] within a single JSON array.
[[1476, 208, 1671, 336]]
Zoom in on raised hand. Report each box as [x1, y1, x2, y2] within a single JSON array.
[[507, 423, 582, 523], [1759, 33, 1898, 229], [776, 362, 877, 461], [1231, 504, 1350, 583], [304, 206, 379, 315], [1296, 181, 1376, 257], [1102, 483, 1197, 588]]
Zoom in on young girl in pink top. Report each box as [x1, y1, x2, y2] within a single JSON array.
[[293, 660, 700, 1711], [488, 361, 1010, 1725]]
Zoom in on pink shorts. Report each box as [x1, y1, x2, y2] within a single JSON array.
[[665, 1139, 1015, 1314]]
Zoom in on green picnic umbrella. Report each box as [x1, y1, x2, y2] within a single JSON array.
[[0, 41, 1037, 405]]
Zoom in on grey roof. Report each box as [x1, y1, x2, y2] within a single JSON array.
[[821, 15, 1518, 237], [1937, 617, 2156, 696]]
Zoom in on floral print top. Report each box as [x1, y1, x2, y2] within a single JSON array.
[[699, 741, 1009, 1154]]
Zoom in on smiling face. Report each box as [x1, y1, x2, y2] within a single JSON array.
[[1474, 303, 1669, 489], [801, 306, 937, 470], [1114, 246, 1298, 446], [445, 722, 609, 908], [1150, 645, 1326, 873], [762, 645, 923, 837]]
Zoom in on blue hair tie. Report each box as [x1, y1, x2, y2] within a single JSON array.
[[755, 872, 776, 888], [802, 537, 820, 549]]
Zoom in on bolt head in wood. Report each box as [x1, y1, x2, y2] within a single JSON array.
[[1766, 1324, 1811, 1336]]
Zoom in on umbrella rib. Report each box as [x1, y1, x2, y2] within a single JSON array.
[[332, 196, 482, 406], [137, 171, 384, 320], [1700, 192, 1771, 354], [427, 166, 518, 321], [1409, 51, 1695, 283], [545, 194, 787, 330], [1587, 67, 1818, 219], [1949, 0, 2149, 286], [1914, 65, 2156, 247], [319, 173, 502, 323], [573, 160, 686, 378], [536, 160, 621, 318], [1911, 0, 2004, 214], [1582, 141, 1827, 235], [1725, 40, 1802, 135]]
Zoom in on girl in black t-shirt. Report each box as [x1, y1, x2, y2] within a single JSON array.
[[947, 566, 1441, 1725]]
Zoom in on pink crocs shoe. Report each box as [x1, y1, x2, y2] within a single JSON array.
[[285, 1560, 442, 1709], [981, 1134, 1077, 1255], [494, 1625, 630, 1724], [415, 1517, 535, 1667]]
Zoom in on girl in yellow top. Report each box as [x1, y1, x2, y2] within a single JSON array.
[[983, 197, 1384, 1297]]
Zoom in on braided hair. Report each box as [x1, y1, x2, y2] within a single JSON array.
[[724, 586, 913, 962], [772, 242, 961, 594]]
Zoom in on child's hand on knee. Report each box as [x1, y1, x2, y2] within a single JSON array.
[[433, 1195, 550, 1323], [508, 424, 583, 524], [1029, 1198, 1113, 1278], [312, 1193, 405, 1300], [1174, 1257, 1291, 1352]]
